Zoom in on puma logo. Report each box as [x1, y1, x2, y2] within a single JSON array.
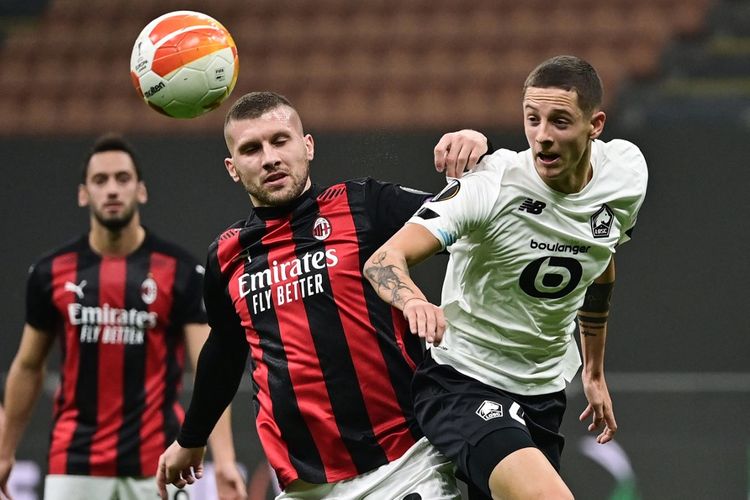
[[64, 280, 87, 299]]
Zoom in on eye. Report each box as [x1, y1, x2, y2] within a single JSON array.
[[116, 173, 132, 183]]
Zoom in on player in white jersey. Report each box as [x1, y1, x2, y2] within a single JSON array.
[[364, 55, 648, 499]]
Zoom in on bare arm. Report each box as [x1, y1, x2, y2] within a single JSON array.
[[0, 324, 56, 497], [184, 323, 247, 500], [364, 224, 445, 343], [577, 257, 617, 444]]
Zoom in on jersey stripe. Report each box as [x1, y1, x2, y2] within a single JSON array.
[[116, 254, 147, 475], [261, 216, 350, 482], [47, 252, 79, 475], [315, 189, 408, 465], [89, 257, 127, 476], [138, 252, 177, 475], [63, 249, 101, 474], [219, 225, 326, 485]]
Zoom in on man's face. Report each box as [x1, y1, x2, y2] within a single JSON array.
[[78, 151, 146, 231], [224, 106, 314, 207], [523, 86, 605, 192]]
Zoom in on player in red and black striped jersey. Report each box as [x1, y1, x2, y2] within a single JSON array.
[[0, 135, 246, 500], [158, 92, 489, 499]]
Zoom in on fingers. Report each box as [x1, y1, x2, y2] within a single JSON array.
[[403, 300, 445, 344], [156, 455, 169, 500], [434, 130, 488, 178], [580, 403, 618, 443], [597, 410, 618, 444]]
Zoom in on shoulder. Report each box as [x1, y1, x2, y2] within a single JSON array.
[[145, 231, 200, 265], [476, 148, 525, 174], [598, 139, 648, 183], [28, 234, 88, 273], [208, 219, 247, 254]]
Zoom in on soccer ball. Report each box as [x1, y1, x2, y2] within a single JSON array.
[[130, 11, 239, 118]]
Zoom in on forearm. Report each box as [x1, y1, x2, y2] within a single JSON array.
[[0, 361, 44, 459], [577, 280, 615, 378], [364, 247, 426, 310], [206, 406, 236, 465]]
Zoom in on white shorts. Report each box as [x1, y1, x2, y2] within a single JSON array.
[[44, 475, 185, 500], [276, 437, 459, 500]]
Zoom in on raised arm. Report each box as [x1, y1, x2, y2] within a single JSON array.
[[577, 257, 617, 444], [0, 324, 55, 497], [184, 323, 247, 500], [364, 223, 445, 344], [434, 129, 490, 179]]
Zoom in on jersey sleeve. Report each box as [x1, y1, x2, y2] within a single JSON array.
[[611, 140, 649, 246], [362, 178, 432, 242], [171, 255, 208, 326], [408, 169, 503, 250], [25, 260, 58, 333], [472, 148, 521, 174]]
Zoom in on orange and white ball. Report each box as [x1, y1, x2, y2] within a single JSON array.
[[130, 11, 239, 118]]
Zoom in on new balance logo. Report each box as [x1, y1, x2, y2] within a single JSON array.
[[64, 280, 87, 299], [518, 198, 546, 214]]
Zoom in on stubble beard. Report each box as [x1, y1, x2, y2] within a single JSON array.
[[92, 203, 137, 231]]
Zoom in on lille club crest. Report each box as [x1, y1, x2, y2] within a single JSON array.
[[313, 217, 332, 241], [590, 204, 614, 238]]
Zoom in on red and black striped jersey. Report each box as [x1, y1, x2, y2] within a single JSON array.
[[205, 178, 429, 486], [25, 230, 207, 477]]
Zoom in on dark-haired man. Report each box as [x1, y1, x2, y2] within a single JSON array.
[[0, 135, 246, 500], [364, 55, 649, 499]]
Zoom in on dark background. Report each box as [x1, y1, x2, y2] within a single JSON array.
[[1, 122, 748, 498]]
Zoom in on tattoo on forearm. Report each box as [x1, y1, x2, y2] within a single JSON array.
[[577, 312, 607, 337], [365, 251, 415, 306]]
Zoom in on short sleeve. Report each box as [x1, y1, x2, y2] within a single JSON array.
[[171, 257, 209, 326], [362, 178, 432, 242], [408, 169, 503, 250], [25, 260, 59, 333], [203, 246, 245, 336]]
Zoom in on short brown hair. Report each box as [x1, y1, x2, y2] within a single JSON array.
[[224, 91, 295, 127], [523, 55, 603, 115]]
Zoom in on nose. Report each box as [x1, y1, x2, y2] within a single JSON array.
[[535, 120, 553, 145], [261, 143, 281, 170]]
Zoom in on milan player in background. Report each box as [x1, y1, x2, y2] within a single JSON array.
[[157, 92, 489, 499], [0, 135, 247, 500], [364, 55, 648, 499]]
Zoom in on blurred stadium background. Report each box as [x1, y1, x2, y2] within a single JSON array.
[[1, 0, 748, 498]]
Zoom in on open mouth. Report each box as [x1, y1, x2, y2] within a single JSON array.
[[265, 172, 287, 183], [537, 152, 560, 165]]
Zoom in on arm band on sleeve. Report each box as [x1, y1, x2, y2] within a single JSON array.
[[580, 282, 614, 313], [177, 328, 249, 448]]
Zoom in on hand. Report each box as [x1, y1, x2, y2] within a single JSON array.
[[402, 297, 446, 345], [579, 374, 617, 444], [0, 455, 15, 500], [156, 441, 206, 499], [434, 129, 488, 179], [214, 461, 247, 500]]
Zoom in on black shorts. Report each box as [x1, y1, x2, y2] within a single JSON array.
[[412, 351, 567, 498]]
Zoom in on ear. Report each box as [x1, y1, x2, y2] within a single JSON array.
[[224, 157, 241, 183], [589, 110, 606, 140], [77, 184, 89, 208], [304, 134, 314, 161], [137, 181, 148, 204]]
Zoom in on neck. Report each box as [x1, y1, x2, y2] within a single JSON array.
[[88, 217, 145, 257]]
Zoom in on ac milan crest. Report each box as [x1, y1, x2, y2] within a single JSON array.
[[313, 217, 332, 241]]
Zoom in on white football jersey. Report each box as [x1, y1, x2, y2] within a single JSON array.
[[409, 139, 648, 395]]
